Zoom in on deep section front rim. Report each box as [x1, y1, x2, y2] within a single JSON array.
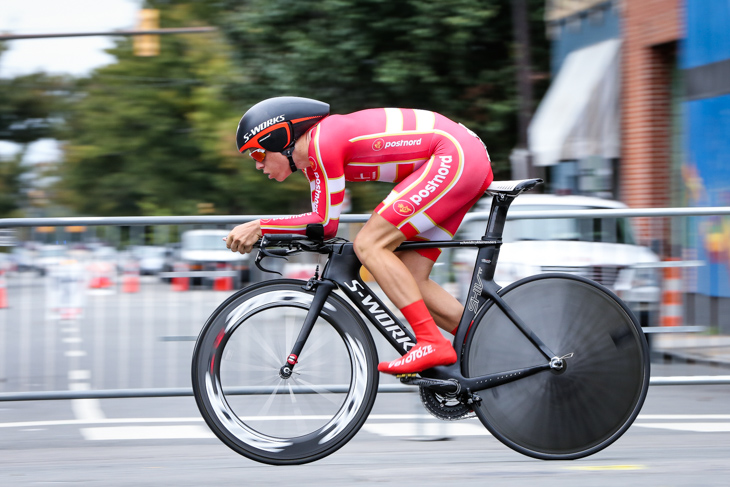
[[191, 281, 378, 465]]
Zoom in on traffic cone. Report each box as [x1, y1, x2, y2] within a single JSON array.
[[172, 262, 189, 292], [88, 262, 114, 289], [121, 261, 140, 293], [660, 258, 682, 327], [213, 263, 233, 291], [0, 269, 7, 309]]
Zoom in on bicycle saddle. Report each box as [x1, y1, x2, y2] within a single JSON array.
[[486, 178, 543, 197]]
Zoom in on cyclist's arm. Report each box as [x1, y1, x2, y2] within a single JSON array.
[[261, 128, 345, 238]]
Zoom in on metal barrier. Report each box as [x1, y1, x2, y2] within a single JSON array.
[[0, 206, 728, 402]]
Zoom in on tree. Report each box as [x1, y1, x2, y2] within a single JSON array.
[[55, 0, 550, 216], [185, 0, 550, 208], [0, 44, 67, 216]]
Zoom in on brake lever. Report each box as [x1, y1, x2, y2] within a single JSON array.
[[254, 250, 283, 276], [254, 236, 299, 275]]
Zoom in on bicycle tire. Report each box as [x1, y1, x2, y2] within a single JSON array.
[[463, 273, 650, 460], [191, 279, 379, 465]]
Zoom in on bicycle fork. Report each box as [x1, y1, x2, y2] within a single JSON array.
[[278, 279, 336, 379]]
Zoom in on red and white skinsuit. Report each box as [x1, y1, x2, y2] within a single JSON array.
[[260, 107, 494, 261]]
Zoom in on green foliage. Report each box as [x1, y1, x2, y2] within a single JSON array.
[[0, 43, 67, 216], [54, 0, 549, 216], [207, 0, 549, 176], [0, 156, 28, 217]]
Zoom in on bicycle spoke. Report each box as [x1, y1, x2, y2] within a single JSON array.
[[192, 282, 378, 465], [256, 379, 284, 417], [245, 322, 285, 367], [291, 377, 345, 406]]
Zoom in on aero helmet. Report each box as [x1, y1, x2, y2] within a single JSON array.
[[236, 96, 330, 172]]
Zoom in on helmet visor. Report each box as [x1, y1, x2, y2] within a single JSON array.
[[248, 148, 266, 163]]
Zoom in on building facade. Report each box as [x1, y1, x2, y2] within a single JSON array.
[[531, 0, 730, 330]]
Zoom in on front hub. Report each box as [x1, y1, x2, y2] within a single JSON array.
[[279, 365, 293, 379]]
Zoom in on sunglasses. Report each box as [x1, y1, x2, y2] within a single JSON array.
[[249, 148, 266, 163]]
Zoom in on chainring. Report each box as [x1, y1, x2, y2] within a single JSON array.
[[419, 386, 475, 421]]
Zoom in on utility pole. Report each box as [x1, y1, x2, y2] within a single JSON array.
[[510, 0, 536, 180]]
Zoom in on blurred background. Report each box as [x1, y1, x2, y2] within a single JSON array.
[[0, 0, 729, 395]]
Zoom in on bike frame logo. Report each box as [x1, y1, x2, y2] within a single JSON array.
[[467, 267, 483, 313], [345, 280, 415, 350]]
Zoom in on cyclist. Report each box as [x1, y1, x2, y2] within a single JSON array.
[[226, 96, 493, 375]]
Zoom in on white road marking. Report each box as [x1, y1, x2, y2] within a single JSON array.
[[69, 383, 106, 422], [1, 414, 730, 439], [82, 425, 214, 441], [68, 370, 91, 381], [633, 423, 730, 433], [0, 418, 204, 429], [65, 350, 86, 357], [362, 421, 489, 437]]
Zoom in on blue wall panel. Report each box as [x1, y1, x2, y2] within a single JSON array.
[[683, 0, 730, 69], [551, 3, 621, 75], [684, 94, 730, 297]]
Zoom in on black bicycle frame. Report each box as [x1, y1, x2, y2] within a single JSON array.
[[283, 191, 559, 393]]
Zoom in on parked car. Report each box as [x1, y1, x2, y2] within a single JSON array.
[[178, 229, 250, 288], [129, 245, 168, 275], [441, 194, 662, 326], [10, 246, 34, 272], [35, 245, 68, 276]]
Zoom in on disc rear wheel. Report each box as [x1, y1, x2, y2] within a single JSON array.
[[464, 274, 650, 459]]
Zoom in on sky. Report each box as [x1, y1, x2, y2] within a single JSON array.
[[0, 0, 142, 78], [0, 0, 142, 162]]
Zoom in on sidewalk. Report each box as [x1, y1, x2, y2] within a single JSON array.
[[650, 333, 730, 368]]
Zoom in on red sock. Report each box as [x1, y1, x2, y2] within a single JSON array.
[[377, 300, 456, 375]]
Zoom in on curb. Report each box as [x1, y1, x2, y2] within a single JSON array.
[[653, 349, 730, 369]]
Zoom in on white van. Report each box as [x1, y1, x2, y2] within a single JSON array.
[[441, 194, 661, 326], [179, 229, 249, 287]]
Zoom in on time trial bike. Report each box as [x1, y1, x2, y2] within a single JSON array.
[[191, 178, 650, 465]]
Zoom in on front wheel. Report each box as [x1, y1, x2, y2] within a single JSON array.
[[463, 274, 650, 460], [191, 280, 379, 465]]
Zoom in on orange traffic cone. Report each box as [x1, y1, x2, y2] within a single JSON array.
[[213, 263, 233, 291], [172, 262, 189, 292], [88, 262, 114, 289], [121, 261, 140, 293], [0, 269, 7, 309]]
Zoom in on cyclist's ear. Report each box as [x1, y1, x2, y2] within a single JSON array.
[[306, 224, 324, 241]]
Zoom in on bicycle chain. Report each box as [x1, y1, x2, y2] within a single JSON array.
[[419, 386, 476, 421]]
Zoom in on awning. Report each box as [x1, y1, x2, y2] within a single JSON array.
[[528, 39, 622, 167]]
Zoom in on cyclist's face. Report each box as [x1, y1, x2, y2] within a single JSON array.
[[255, 151, 291, 182]]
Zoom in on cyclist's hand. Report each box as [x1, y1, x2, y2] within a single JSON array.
[[225, 220, 262, 254]]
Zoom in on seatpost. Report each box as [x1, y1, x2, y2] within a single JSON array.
[[479, 194, 517, 282], [485, 193, 516, 239]]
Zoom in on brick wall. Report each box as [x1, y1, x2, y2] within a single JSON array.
[[621, 0, 683, 249]]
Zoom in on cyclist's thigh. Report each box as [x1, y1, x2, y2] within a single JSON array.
[[375, 133, 493, 261]]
